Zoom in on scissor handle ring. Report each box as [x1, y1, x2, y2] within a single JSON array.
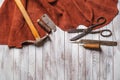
[[100, 29, 112, 37]]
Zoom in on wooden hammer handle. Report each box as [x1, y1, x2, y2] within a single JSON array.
[[14, 0, 40, 40], [83, 43, 100, 49]]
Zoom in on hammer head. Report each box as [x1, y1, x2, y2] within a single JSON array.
[[37, 14, 57, 33], [34, 34, 49, 46], [21, 34, 49, 47], [22, 14, 56, 46]]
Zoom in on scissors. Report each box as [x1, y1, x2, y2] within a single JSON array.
[[68, 17, 112, 41]]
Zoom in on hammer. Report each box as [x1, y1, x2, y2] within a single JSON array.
[[14, 0, 48, 45]]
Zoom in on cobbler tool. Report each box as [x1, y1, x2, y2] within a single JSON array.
[[70, 17, 111, 41], [71, 39, 117, 50], [37, 14, 56, 34], [14, 0, 43, 44], [68, 29, 112, 37], [14, 0, 56, 45], [71, 39, 117, 46]]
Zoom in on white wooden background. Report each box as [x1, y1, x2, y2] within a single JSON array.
[[0, 0, 120, 80]]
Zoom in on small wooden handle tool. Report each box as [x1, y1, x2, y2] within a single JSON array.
[[14, 0, 40, 40], [80, 39, 117, 46]]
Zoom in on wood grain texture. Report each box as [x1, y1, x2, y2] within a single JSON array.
[[53, 27, 65, 80], [99, 26, 109, 80], [92, 29, 100, 80], [20, 47, 29, 80], [28, 45, 36, 80], [13, 48, 22, 80], [71, 31, 79, 80], [113, 14, 120, 80], [78, 42, 86, 80], [78, 26, 86, 80], [85, 29, 93, 80], [0, 46, 6, 80], [106, 23, 114, 80], [0, 0, 120, 80], [36, 46, 43, 80], [42, 40, 51, 80], [64, 31, 72, 80], [2, 47, 14, 80], [50, 29, 57, 80]]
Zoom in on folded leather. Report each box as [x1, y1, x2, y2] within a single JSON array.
[[0, 0, 118, 48]]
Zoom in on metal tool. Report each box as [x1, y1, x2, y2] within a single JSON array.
[[71, 39, 117, 46], [14, 0, 56, 46], [14, 0, 47, 45], [37, 14, 56, 34], [68, 29, 112, 37], [70, 17, 109, 41]]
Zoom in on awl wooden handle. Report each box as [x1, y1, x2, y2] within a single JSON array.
[[81, 39, 117, 46], [14, 0, 40, 40], [83, 43, 100, 49]]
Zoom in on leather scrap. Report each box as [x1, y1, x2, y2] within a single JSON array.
[[0, 0, 118, 48]]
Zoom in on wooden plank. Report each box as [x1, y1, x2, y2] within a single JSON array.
[[50, 27, 65, 80], [36, 46, 43, 80], [0, 46, 6, 80], [78, 41, 86, 80], [77, 25, 93, 80], [70, 30, 79, 80], [13, 48, 22, 80], [2, 47, 14, 80], [42, 40, 51, 80], [71, 41, 79, 80], [0, 46, 2, 79], [85, 31, 93, 80], [49, 30, 57, 80], [113, 14, 120, 80], [99, 26, 108, 80], [92, 29, 100, 80], [106, 23, 114, 80], [99, 22, 114, 80], [92, 52, 100, 80], [21, 46, 29, 80], [28, 45, 36, 80], [54, 28, 65, 80], [77, 25, 86, 80], [64, 31, 72, 80]]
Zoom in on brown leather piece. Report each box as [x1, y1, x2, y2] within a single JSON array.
[[0, 0, 47, 48], [0, 0, 118, 48]]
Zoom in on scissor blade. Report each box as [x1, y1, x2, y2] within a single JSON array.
[[70, 31, 88, 41], [70, 27, 93, 41], [67, 29, 85, 33]]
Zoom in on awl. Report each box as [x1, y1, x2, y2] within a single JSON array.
[[71, 39, 117, 46]]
